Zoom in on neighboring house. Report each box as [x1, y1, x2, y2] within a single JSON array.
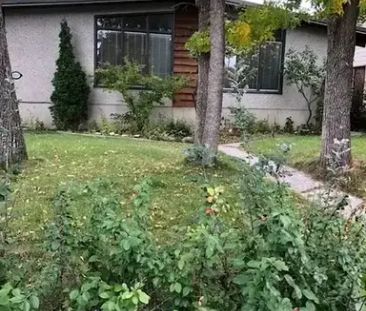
[[2, 0, 366, 128]]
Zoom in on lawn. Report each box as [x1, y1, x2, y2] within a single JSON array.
[[4, 132, 366, 310], [246, 134, 366, 197], [9, 132, 242, 243]]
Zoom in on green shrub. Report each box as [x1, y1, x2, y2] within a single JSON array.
[[284, 116, 295, 134], [96, 62, 186, 133], [24, 119, 46, 132], [185, 30, 211, 57], [164, 120, 192, 139], [145, 120, 192, 142], [183, 145, 218, 167], [229, 106, 256, 142], [254, 119, 272, 134], [284, 47, 325, 129], [37, 168, 366, 311], [50, 20, 90, 131], [110, 112, 137, 134], [0, 283, 39, 311]]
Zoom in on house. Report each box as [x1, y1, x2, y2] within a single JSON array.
[[2, 0, 366, 128]]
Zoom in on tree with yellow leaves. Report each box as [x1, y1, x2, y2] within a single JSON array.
[[189, 0, 364, 172], [186, 1, 298, 163]]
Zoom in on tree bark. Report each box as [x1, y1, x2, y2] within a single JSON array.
[[0, 9, 27, 170], [195, 0, 210, 144], [320, 0, 359, 170], [202, 0, 225, 152]]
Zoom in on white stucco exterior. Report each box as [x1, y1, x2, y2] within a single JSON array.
[[4, 3, 327, 128]]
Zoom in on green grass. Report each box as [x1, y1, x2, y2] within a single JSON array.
[[246, 135, 321, 166], [246, 134, 366, 197], [9, 132, 242, 243]]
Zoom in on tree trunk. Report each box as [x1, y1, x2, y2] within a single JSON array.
[[201, 0, 225, 152], [0, 9, 27, 170], [320, 0, 359, 170], [195, 0, 210, 144]]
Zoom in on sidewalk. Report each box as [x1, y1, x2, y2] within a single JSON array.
[[219, 143, 364, 218]]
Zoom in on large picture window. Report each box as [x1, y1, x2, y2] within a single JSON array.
[[95, 14, 174, 77], [225, 31, 286, 93]]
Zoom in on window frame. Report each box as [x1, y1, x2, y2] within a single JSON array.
[[224, 30, 287, 95], [94, 12, 175, 87]]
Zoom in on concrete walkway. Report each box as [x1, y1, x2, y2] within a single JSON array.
[[219, 143, 364, 218]]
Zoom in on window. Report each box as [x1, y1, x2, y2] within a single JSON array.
[[225, 31, 286, 93], [96, 14, 174, 77]]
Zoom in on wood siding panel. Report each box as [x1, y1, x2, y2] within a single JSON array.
[[173, 6, 198, 108]]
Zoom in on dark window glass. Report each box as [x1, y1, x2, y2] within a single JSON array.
[[149, 15, 173, 33], [96, 14, 173, 78], [96, 17, 123, 29], [224, 31, 285, 92], [123, 15, 146, 30], [259, 42, 282, 90]]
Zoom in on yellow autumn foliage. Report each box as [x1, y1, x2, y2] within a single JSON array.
[[226, 21, 252, 51]]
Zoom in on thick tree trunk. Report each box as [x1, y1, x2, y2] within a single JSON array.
[[201, 0, 225, 152], [320, 0, 359, 170], [195, 0, 210, 144], [0, 9, 27, 170]]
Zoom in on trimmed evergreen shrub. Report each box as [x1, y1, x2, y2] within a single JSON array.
[[50, 20, 90, 130]]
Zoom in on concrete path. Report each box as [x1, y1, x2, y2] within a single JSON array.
[[219, 143, 364, 218]]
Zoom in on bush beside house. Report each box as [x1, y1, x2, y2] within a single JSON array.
[[50, 20, 89, 131]]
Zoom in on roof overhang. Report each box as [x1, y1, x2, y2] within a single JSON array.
[[1, 0, 165, 8]]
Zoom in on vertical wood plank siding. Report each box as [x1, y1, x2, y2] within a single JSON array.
[[173, 6, 198, 107]]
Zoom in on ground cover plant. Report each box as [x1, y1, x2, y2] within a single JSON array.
[[2, 133, 366, 310]]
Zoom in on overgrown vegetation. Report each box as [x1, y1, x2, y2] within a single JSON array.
[[96, 62, 186, 134], [50, 20, 90, 131], [91, 115, 193, 142]]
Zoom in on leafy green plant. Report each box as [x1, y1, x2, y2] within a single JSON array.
[[185, 30, 211, 57], [183, 145, 218, 167], [284, 46, 325, 129], [50, 20, 90, 131], [9, 147, 366, 311], [0, 283, 39, 311], [226, 57, 257, 144], [164, 120, 192, 139], [96, 62, 186, 133], [145, 120, 193, 142], [283, 116, 294, 134], [69, 278, 149, 311], [0, 178, 10, 202], [254, 119, 272, 134], [110, 112, 136, 134], [229, 106, 256, 143]]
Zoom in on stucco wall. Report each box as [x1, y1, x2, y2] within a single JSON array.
[[5, 4, 327, 128], [223, 25, 327, 126]]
